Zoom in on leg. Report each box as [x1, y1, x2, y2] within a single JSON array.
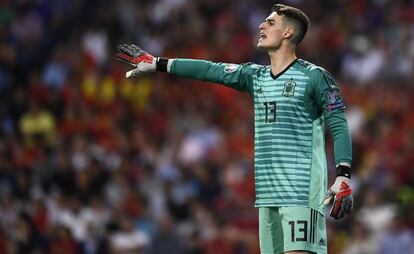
[[279, 207, 327, 254], [259, 207, 284, 254], [258, 207, 327, 254]]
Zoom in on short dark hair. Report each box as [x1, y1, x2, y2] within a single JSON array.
[[272, 4, 310, 45]]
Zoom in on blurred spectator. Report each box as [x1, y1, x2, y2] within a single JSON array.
[[42, 46, 71, 90], [11, 2, 45, 49], [341, 35, 385, 84], [150, 215, 185, 254], [80, 223, 108, 254], [109, 216, 150, 253], [342, 221, 378, 254], [19, 101, 56, 148], [357, 186, 397, 237], [0, 227, 9, 253], [82, 25, 109, 69], [0, 0, 413, 253], [378, 214, 414, 254], [49, 225, 79, 254]]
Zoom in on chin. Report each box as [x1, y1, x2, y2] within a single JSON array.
[[256, 42, 269, 51]]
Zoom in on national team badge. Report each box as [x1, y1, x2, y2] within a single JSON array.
[[282, 80, 296, 97]]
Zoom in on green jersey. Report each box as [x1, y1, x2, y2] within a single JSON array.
[[170, 58, 352, 213]]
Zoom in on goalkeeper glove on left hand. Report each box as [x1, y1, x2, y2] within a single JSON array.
[[115, 44, 156, 78], [323, 165, 353, 219]]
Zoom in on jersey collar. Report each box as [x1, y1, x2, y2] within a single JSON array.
[[270, 58, 298, 80]]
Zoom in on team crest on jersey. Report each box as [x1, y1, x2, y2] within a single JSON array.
[[224, 64, 239, 73], [282, 80, 296, 97]]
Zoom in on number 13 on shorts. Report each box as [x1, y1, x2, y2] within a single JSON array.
[[259, 207, 327, 254]]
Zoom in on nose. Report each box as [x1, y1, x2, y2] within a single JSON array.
[[259, 22, 265, 30]]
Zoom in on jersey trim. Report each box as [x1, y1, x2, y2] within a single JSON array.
[[270, 58, 298, 80]]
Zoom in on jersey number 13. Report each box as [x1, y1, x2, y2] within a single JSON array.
[[264, 101, 277, 123]]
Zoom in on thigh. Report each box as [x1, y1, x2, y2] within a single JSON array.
[[258, 207, 327, 254], [259, 207, 284, 254]]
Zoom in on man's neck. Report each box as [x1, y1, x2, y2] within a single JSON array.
[[268, 48, 297, 77]]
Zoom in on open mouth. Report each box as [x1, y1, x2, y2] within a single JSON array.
[[259, 33, 267, 40]]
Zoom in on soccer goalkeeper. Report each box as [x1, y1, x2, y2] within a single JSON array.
[[116, 3, 352, 254]]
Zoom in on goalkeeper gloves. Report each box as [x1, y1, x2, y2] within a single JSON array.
[[323, 165, 353, 219], [115, 43, 170, 78]]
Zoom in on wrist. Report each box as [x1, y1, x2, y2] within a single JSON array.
[[156, 57, 171, 72], [336, 165, 351, 179]]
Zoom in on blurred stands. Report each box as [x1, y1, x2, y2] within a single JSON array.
[[0, 0, 414, 253]]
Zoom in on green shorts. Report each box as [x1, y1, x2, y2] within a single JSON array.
[[259, 207, 327, 254]]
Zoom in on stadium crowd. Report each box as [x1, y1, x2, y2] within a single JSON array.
[[0, 0, 414, 253]]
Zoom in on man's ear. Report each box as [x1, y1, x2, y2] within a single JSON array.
[[283, 27, 294, 39]]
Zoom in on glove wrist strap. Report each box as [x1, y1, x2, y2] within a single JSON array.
[[336, 165, 351, 179], [156, 57, 169, 72]]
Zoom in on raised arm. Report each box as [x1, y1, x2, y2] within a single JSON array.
[[115, 43, 255, 93]]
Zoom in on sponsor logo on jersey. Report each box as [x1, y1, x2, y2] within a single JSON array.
[[282, 80, 296, 97], [224, 64, 239, 73]]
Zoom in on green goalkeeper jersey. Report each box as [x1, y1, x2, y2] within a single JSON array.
[[170, 58, 352, 213]]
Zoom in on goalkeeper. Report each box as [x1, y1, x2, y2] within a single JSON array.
[[116, 3, 352, 254]]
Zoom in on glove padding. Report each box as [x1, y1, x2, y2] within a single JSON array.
[[323, 176, 353, 219], [115, 44, 156, 78]]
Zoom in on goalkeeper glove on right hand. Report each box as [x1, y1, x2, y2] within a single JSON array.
[[323, 165, 353, 219], [115, 44, 156, 78]]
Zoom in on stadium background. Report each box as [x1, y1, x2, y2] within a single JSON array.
[[0, 0, 413, 253]]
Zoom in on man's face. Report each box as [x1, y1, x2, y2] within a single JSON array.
[[257, 12, 287, 50]]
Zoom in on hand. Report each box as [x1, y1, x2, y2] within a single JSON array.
[[115, 44, 156, 78], [323, 176, 353, 219]]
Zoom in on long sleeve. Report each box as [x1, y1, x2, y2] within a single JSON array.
[[312, 68, 352, 166], [170, 59, 259, 94], [325, 109, 352, 166]]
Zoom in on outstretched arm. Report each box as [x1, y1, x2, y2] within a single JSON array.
[[115, 43, 254, 93]]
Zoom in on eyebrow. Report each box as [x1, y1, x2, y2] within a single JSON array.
[[265, 18, 275, 24]]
